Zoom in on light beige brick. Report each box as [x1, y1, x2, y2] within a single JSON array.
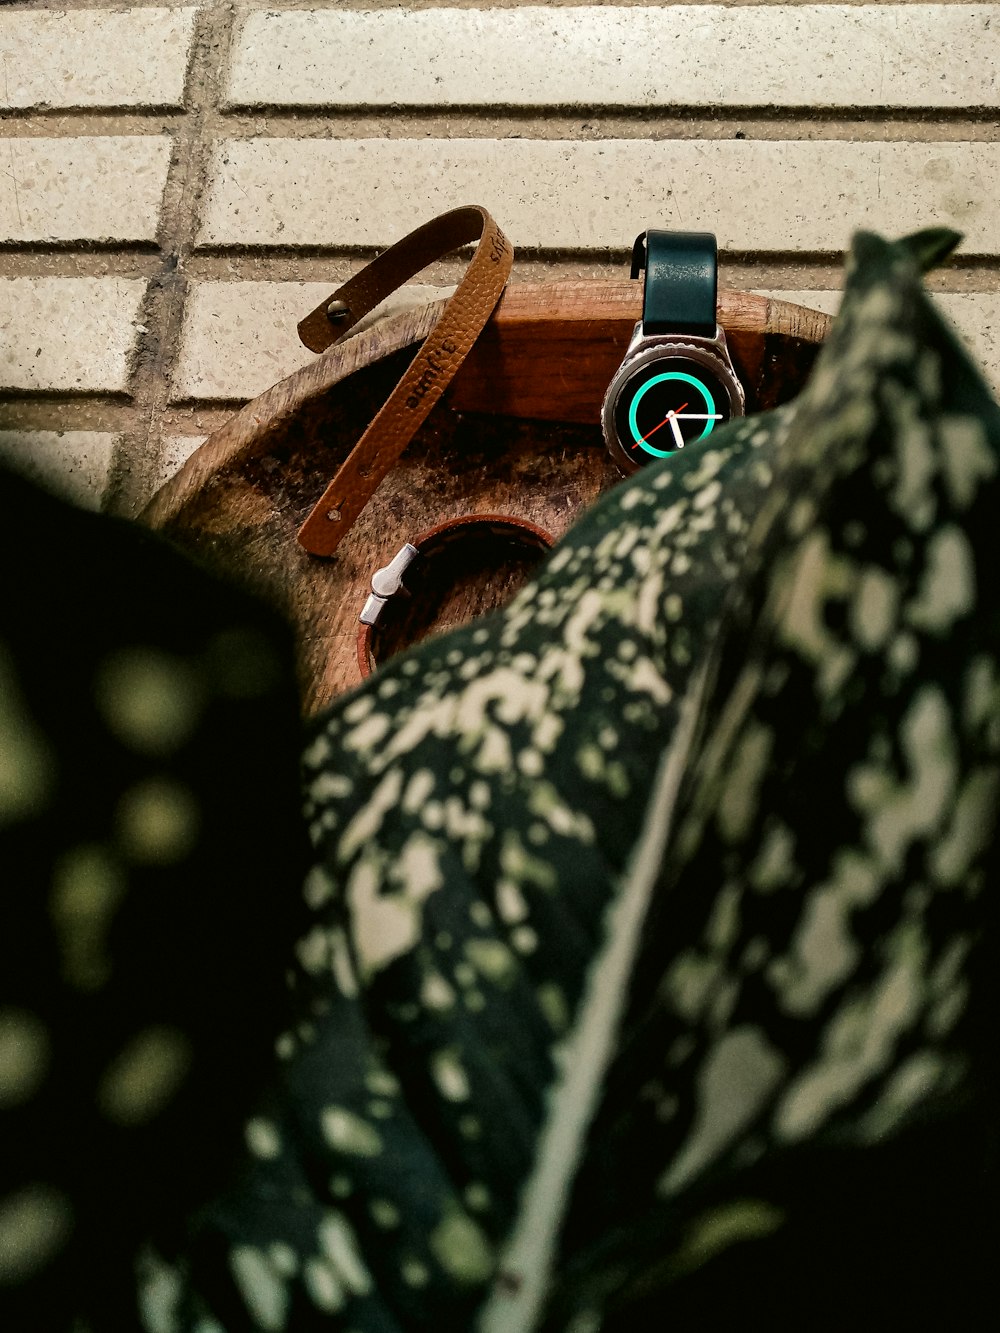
[[172, 281, 450, 403], [226, 5, 1000, 112], [764, 290, 1000, 393], [0, 278, 147, 393], [173, 281, 999, 408], [0, 137, 171, 244], [197, 139, 1000, 256], [0, 9, 197, 111], [0, 431, 116, 509], [156, 436, 208, 490]]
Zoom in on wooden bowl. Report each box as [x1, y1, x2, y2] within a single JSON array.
[[141, 281, 832, 715]]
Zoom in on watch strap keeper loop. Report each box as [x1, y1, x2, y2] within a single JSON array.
[[637, 229, 718, 339]]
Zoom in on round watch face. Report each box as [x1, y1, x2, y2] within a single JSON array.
[[609, 355, 735, 468]]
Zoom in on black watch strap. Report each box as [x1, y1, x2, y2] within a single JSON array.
[[631, 230, 718, 338]]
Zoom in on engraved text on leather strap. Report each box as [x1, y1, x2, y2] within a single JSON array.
[[296, 205, 513, 557]]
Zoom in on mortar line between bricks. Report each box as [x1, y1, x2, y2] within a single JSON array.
[[104, 2, 238, 517], [5, 112, 1000, 141], [9, 1, 987, 12]]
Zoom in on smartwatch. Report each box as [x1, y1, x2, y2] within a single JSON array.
[[602, 230, 745, 475]]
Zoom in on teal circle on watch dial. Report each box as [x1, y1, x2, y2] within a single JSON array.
[[615, 358, 732, 465]]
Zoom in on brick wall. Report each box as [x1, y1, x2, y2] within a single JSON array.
[[1, 1, 998, 513]]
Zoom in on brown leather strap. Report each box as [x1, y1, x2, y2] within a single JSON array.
[[296, 205, 513, 556], [357, 514, 554, 677]]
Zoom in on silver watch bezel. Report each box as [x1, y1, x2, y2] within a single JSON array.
[[602, 324, 746, 476]]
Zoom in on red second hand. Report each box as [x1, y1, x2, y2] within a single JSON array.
[[634, 402, 688, 448]]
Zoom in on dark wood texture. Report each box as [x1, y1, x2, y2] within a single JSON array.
[[141, 281, 832, 716]]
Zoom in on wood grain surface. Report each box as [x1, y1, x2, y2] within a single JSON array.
[[141, 282, 832, 716]]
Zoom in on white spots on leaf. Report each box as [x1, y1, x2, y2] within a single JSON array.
[[401, 1256, 430, 1288], [767, 850, 882, 1016], [431, 1048, 471, 1102], [538, 983, 570, 1033], [402, 768, 435, 815], [672, 1199, 784, 1276], [345, 710, 391, 754], [465, 1182, 491, 1213], [857, 1050, 954, 1142], [296, 926, 329, 975], [397, 831, 445, 901], [0, 1008, 49, 1108], [329, 1174, 352, 1199], [963, 655, 1000, 736], [532, 711, 563, 754], [421, 971, 456, 1011], [230, 1246, 288, 1331], [907, 525, 975, 634], [309, 770, 352, 802], [0, 1184, 72, 1285], [660, 1028, 787, 1195], [245, 1117, 282, 1161], [929, 766, 1000, 887], [347, 835, 443, 979], [0, 647, 52, 825], [318, 1211, 372, 1296], [938, 413, 996, 509], [341, 694, 375, 725], [303, 1257, 344, 1313], [849, 686, 957, 875], [116, 777, 198, 865], [465, 937, 516, 984], [888, 631, 920, 675], [625, 655, 672, 706], [775, 532, 856, 693], [136, 1246, 183, 1333], [716, 720, 773, 845], [97, 1026, 191, 1126], [663, 951, 723, 1023], [330, 928, 359, 998], [705, 883, 741, 955], [774, 918, 928, 1141], [96, 648, 201, 756], [850, 566, 898, 650], [49, 844, 126, 991], [370, 1199, 400, 1229], [338, 769, 403, 861], [500, 831, 557, 892], [303, 864, 335, 910], [302, 731, 332, 770], [477, 725, 513, 774], [496, 880, 528, 925], [268, 1243, 297, 1278], [428, 1205, 494, 1284], [748, 822, 797, 893], [468, 901, 491, 929], [511, 925, 538, 955], [888, 393, 937, 532], [320, 1107, 382, 1158], [527, 781, 595, 843]]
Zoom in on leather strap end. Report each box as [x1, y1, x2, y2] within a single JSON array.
[[298, 298, 356, 354], [296, 480, 369, 557]]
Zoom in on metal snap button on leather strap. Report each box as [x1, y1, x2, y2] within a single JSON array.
[[296, 205, 513, 558], [357, 514, 554, 677]]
